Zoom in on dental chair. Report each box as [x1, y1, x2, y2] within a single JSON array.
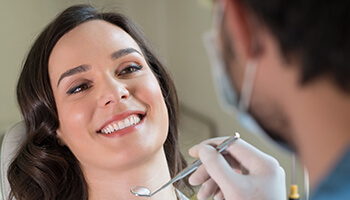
[[1, 122, 26, 200]]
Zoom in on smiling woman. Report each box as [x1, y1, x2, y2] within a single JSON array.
[[8, 4, 191, 200]]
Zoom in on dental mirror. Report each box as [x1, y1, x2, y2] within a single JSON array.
[[130, 132, 240, 197], [130, 186, 152, 197]]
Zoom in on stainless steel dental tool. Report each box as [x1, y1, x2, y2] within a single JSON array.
[[130, 132, 241, 197]]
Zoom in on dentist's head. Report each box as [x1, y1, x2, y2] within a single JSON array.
[[208, 0, 350, 154]]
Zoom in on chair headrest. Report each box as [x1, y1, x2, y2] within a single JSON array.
[[1, 122, 26, 200]]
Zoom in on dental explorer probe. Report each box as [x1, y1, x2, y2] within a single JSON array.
[[130, 132, 241, 197]]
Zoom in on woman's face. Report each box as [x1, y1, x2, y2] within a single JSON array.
[[48, 20, 169, 171]]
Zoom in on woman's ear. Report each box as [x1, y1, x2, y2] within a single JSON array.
[[56, 129, 66, 146]]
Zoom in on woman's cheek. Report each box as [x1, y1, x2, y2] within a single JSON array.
[[140, 75, 164, 102], [143, 75, 169, 128], [58, 98, 95, 136]]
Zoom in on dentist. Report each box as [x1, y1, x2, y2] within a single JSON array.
[[189, 0, 350, 199]]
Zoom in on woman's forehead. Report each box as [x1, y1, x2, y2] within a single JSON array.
[[48, 20, 144, 76], [53, 20, 141, 55]]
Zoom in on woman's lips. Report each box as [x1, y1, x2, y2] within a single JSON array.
[[97, 111, 145, 134], [99, 114, 142, 134]]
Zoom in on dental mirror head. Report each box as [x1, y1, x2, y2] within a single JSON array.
[[130, 186, 152, 197]]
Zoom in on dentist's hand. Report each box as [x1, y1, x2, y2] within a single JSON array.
[[189, 137, 286, 200]]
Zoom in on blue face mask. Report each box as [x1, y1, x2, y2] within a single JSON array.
[[203, 2, 292, 152]]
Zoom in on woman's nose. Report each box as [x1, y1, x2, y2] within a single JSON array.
[[98, 79, 129, 107]]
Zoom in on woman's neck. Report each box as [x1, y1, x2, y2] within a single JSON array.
[[84, 148, 178, 200]]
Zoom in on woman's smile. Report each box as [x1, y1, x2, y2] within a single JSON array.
[[97, 112, 145, 136]]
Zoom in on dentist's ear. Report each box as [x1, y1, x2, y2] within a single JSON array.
[[224, 0, 264, 60]]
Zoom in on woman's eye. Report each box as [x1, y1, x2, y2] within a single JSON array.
[[119, 64, 142, 76], [67, 83, 91, 94]]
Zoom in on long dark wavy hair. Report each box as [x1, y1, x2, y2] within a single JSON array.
[[9, 4, 191, 200]]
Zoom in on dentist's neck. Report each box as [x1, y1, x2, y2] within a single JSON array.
[[287, 78, 350, 187]]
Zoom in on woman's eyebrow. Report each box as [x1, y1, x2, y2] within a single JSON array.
[[56, 48, 141, 87], [111, 48, 142, 60], [57, 64, 90, 87]]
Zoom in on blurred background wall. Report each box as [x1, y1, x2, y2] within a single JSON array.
[[0, 0, 306, 198]]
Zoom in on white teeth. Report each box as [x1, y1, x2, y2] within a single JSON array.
[[135, 116, 140, 124], [124, 118, 130, 127], [106, 126, 112, 134], [113, 123, 119, 131], [118, 121, 125, 129], [130, 117, 135, 125], [100, 114, 142, 134], [108, 125, 113, 133]]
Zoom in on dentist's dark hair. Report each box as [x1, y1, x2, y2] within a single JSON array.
[[9, 4, 191, 200], [239, 0, 350, 91]]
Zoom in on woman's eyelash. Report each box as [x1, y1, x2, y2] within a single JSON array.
[[119, 64, 143, 75], [67, 83, 91, 94], [65, 65, 141, 95]]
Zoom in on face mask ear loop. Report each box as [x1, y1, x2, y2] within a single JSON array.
[[212, 0, 226, 32], [237, 59, 258, 112]]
